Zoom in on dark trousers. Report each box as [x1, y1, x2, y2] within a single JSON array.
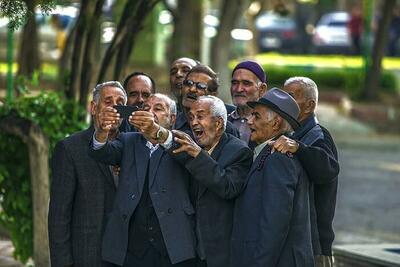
[[122, 245, 196, 267]]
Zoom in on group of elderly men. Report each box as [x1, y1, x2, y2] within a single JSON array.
[[48, 57, 339, 267]]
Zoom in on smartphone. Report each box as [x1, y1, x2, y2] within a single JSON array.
[[113, 105, 140, 119]]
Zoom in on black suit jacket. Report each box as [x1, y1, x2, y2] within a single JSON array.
[[294, 114, 339, 256], [89, 132, 197, 266], [170, 133, 252, 267], [232, 145, 313, 267], [48, 126, 117, 267]]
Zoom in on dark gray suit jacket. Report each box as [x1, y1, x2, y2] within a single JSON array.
[[48, 127, 117, 267], [231, 144, 313, 267], [89, 132, 197, 266], [170, 133, 252, 267]]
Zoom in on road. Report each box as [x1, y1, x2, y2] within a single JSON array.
[[333, 135, 400, 245]]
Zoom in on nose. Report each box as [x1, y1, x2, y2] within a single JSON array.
[[236, 83, 244, 93], [248, 115, 254, 126], [176, 68, 185, 78]]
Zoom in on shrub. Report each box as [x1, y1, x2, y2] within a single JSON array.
[[0, 92, 86, 263]]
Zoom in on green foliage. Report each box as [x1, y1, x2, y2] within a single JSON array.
[[0, 0, 55, 30], [0, 92, 86, 263], [261, 65, 398, 99]]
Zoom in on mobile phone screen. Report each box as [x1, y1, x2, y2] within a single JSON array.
[[113, 105, 140, 119]]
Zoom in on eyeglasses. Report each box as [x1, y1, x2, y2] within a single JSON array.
[[183, 79, 208, 91]]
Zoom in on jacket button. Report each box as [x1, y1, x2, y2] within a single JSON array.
[[161, 188, 167, 193], [122, 214, 127, 220], [168, 208, 173, 214], [131, 194, 136, 199]]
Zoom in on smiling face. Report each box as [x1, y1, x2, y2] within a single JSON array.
[[169, 58, 197, 102], [143, 95, 176, 130], [188, 100, 223, 151], [247, 104, 279, 144], [231, 69, 266, 108], [182, 72, 211, 109]]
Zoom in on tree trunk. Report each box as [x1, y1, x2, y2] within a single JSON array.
[[97, 0, 159, 83], [168, 0, 202, 63], [59, 21, 78, 90], [79, 0, 105, 108], [210, 0, 250, 103], [364, 0, 395, 99], [66, 0, 90, 102], [17, 0, 40, 80], [0, 113, 50, 267], [113, 0, 159, 80]]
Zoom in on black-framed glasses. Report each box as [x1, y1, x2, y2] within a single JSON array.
[[183, 79, 208, 91]]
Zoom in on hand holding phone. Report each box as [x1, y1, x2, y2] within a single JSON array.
[[113, 105, 140, 119]]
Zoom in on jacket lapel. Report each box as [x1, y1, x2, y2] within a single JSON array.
[[135, 137, 150, 194], [248, 144, 272, 177], [197, 133, 228, 199]]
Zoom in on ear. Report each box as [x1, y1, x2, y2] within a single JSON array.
[[90, 101, 96, 116], [258, 83, 267, 97], [216, 117, 224, 132], [272, 116, 283, 131], [170, 114, 177, 126], [305, 99, 316, 115]]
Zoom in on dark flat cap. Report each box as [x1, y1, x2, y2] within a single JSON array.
[[247, 87, 300, 130], [232, 60, 267, 83]]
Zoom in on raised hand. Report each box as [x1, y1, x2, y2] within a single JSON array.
[[172, 130, 202, 158], [129, 111, 159, 141], [95, 106, 120, 142]]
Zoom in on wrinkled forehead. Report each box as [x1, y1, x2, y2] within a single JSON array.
[[101, 86, 126, 98], [190, 100, 211, 114], [171, 58, 197, 69], [232, 68, 259, 82], [147, 95, 170, 108]]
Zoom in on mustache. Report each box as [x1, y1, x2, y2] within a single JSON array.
[[233, 93, 247, 97], [186, 92, 197, 100]]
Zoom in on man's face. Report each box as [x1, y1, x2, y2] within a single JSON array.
[[143, 96, 176, 130], [283, 82, 308, 122], [91, 86, 126, 130], [231, 69, 265, 108], [188, 100, 222, 150], [182, 72, 211, 109], [169, 58, 197, 101], [248, 105, 276, 144], [125, 75, 152, 107]]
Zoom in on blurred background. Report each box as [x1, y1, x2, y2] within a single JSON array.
[[0, 0, 399, 266]]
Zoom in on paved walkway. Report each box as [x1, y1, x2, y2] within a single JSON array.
[[0, 240, 22, 267]]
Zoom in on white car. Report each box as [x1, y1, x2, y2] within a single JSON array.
[[312, 11, 352, 54]]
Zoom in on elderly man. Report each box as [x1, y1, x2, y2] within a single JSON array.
[[89, 93, 196, 267], [158, 95, 252, 267], [229, 60, 267, 148], [176, 64, 239, 138], [231, 88, 313, 267], [123, 71, 156, 107], [271, 77, 339, 267], [49, 81, 127, 267], [169, 57, 198, 109]]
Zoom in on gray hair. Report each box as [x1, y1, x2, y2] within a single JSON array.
[[284, 77, 318, 106], [197, 95, 227, 130], [265, 109, 293, 133], [93, 81, 127, 104], [152, 93, 177, 115]]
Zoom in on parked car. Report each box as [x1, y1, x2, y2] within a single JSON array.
[[255, 11, 299, 53], [312, 11, 352, 54]]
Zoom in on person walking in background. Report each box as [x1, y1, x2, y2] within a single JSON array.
[[348, 6, 363, 55]]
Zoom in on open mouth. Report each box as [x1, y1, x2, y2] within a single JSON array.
[[192, 128, 204, 139], [186, 93, 197, 100]]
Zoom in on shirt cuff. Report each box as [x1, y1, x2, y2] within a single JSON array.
[[93, 133, 106, 150], [160, 130, 173, 149]]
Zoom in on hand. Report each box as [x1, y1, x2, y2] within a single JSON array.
[[270, 135, 299, 154], [95, 106, 120, 142], [129, 111, 159, 140], [172, 130, 202, 158]]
